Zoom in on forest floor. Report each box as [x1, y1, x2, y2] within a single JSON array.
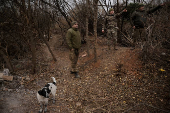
[[0, 34, 170, 113]]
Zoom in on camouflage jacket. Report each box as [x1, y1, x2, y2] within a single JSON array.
[[102, 10, 124, 30], [66, 28, 81, 49], [130, 5, 162, 28]]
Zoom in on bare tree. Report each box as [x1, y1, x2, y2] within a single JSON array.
[[93, 0, 99, 62], [86, 0, 90, 56], [0, 47, 14, 72]]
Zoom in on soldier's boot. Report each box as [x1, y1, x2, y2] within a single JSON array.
[[75, 72, 80, 78]]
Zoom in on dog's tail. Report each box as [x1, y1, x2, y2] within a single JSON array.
[[51, 77, 56, 85]]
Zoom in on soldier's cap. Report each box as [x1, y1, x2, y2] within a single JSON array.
[[71, 21, 78, 26], [138, 3, 145, 8], [109, 8, 114, 13]]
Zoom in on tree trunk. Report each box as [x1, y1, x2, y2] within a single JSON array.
[[40, 0, 72, 27], [93, 0, 98, 62], [21, 0, 26, 14], [30, 33, 36, 74], [121, 0, 128, 32], [49, 0, 52, 13], [117, 0, 121, 43], [28, 0, 36, 74], [86, 0, 90, 56], [38, 29, 57, 62], [0, 48, 14, 72]]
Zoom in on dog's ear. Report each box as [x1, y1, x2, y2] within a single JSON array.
[[45, 84, 50, 87], [38, 90, 43, 95], [38, 88, 48, 97], [45, 84, 51, 93], [53, 82, 56, 85], [47, 88, 51, 93]]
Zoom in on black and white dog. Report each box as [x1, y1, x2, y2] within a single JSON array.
[[37, 77, 57, 113]]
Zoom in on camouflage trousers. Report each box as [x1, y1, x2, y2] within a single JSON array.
[[69, 49, 79, 73], [106, 28, 117, 49], [132, 28, 147, 46]]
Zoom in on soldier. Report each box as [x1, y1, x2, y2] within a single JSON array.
[[66, 21, 81, 78], [102, 8, 127, 50], [131, 3, 164, 49]]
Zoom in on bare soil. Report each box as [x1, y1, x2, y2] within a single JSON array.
[[0, 34, 169, 113]]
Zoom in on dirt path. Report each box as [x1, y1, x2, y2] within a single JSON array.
[[0, 35, 169, 113]]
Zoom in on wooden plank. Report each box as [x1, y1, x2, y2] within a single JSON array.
[[0, 73, 13, 81], [0, 73, 3, 81], [2, 76, 13, 81], [0, 73, 3, 78]]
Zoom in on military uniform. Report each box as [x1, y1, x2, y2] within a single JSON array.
[[102, 9, 124, 50], [66, 23, 81, 74], [131, 4, 162, 47]]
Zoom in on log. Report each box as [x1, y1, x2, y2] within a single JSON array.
[[0, 73, 13, 81]]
